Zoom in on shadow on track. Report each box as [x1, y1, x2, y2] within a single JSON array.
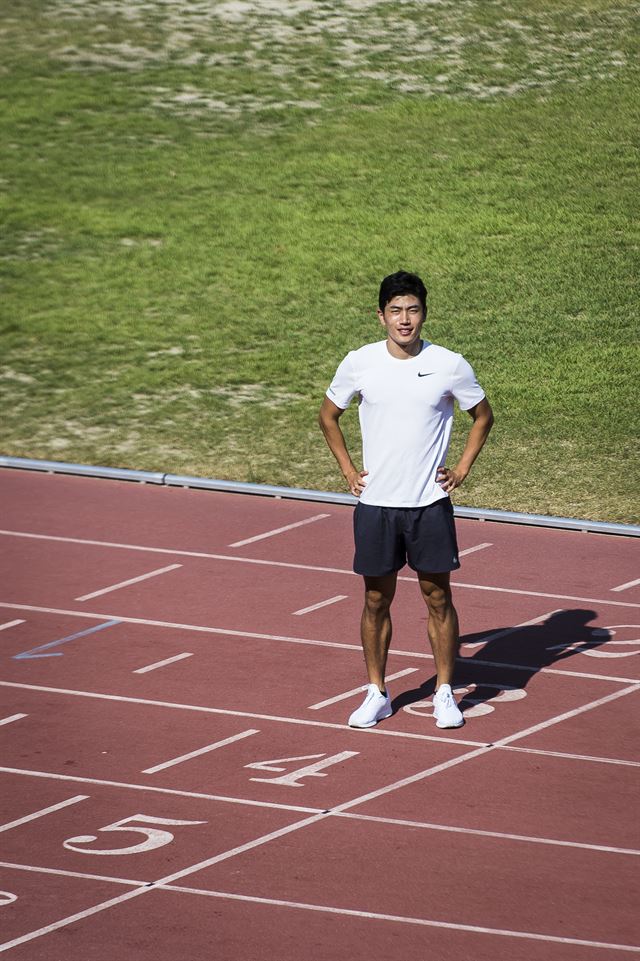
[[391, 608, 611, 717]]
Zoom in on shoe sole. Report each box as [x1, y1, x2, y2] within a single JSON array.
[[349, 709, 392, 729], [435, 717, 465, 729]]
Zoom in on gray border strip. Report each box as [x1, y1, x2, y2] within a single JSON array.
[[1, 455, 638, 537]]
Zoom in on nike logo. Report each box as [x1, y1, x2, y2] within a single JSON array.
[[417, 372, 434, 377]]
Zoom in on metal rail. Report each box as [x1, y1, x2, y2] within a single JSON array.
[[1, 455, 638, 537]]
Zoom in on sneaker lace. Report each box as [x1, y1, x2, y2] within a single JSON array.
[[436, 689, 455, 708]]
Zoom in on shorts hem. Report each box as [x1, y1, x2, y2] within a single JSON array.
[[353, 562, 406, 578], [407, 560, 461, 574]]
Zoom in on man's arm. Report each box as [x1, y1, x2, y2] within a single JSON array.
[[318, 396, 369, 497], [436, 397, 494, 494]]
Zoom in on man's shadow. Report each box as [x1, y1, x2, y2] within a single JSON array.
[[392, 609, 611, 716]]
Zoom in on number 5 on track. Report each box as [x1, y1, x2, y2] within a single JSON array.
[[64, 813, 207, 856]]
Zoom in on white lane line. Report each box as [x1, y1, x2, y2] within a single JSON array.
[[160, 886, 640, 955], [0, 795, 89, 834], [461, 608, 563, 649], [332, 684, 640, 816], [2, 703, 635, 953], [0, 602, 364, 654], [496, 682, 640, 747], [0, 860, 148, 887], [3, 601, 638, 686], [611, 577, 640, 593], [6, 697, 636, 955], [501, 745, 640, 768], [156, 812, 329, 885], [335, 811, 640, 857], [76, 564, 182, 601], [334, 746, 494, 813], [6, 743, 634, 951], [293, 595, 348, 616], [2, 529, 639, 609], [0, 681, 485, 747], [0, 888, 148, 955], [0, 766, 323, 815], [308, 668, 420, 710], [2, 875, 637, 957], [143, 729, 259, 774], [450, 579, 640, 609], [464, 656, 640, 684], [0, 620, 24, 631], [229, 514, 330, 548], [133, 652, 193, 674], [0, 714, 27, 727], [459, 542, 492, 557], [2, 602, 639, 686]]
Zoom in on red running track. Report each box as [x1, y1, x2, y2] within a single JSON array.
[[0, 468, 639, 960]]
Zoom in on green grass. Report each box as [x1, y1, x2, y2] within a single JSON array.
[[1, 0, 638, 522]]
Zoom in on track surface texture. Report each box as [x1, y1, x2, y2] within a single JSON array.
[[0, 468, 638, 960]]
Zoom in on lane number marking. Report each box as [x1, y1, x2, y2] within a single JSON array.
[[246, 751, 359, 787], [63, 814, 207, 856]]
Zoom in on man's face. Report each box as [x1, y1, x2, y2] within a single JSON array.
[[377, 294, 426, 354]]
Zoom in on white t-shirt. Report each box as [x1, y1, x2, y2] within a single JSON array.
[[326, 339, 485, 507]]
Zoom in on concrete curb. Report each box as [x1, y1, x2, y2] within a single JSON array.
[[1, 455, 638, 537]]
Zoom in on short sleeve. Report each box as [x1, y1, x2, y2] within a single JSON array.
[[451, 355, 485, 411], [326, 351, 358, 410]]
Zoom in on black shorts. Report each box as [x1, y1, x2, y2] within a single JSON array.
[[353, 498, 460, 577]]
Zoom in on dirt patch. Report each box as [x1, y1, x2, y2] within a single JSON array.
[[41, 1, 633, 131]]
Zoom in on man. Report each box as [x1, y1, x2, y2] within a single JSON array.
[[319, 270, 493, 729]]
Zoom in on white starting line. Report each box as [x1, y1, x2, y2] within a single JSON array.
[[229, 514, 331, 548], [308, 668, 420, 710], [76, 564, 182, 601], [293, 594, 348, 616], [133, 653, 194, 674], [0, 795, 88, 834], [2, 528, 639, 609], [143, 729, 260, 775], [0, 714, 27, 727], [459, 542, 493, 556], [611, 577, 640, 593]]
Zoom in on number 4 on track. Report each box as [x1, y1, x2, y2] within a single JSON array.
[[246, 751, 359, 787]]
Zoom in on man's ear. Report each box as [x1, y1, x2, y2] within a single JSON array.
[[377, 308, 386, 327]]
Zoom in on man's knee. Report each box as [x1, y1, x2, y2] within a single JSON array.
[[419, 577, 453, 619], [362, 575, 396, 617], [364, 587, 393, 617]]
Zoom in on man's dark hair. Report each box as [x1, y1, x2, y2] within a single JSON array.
[[378, 271, 428, 313]]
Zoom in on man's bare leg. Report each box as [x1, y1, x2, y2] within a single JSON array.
[[417, 571, 459, 688], [361, 573, 397, 692]]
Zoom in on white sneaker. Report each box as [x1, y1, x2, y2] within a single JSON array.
[[433, 684, 464, 729], [348, 684, 392, 728]]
